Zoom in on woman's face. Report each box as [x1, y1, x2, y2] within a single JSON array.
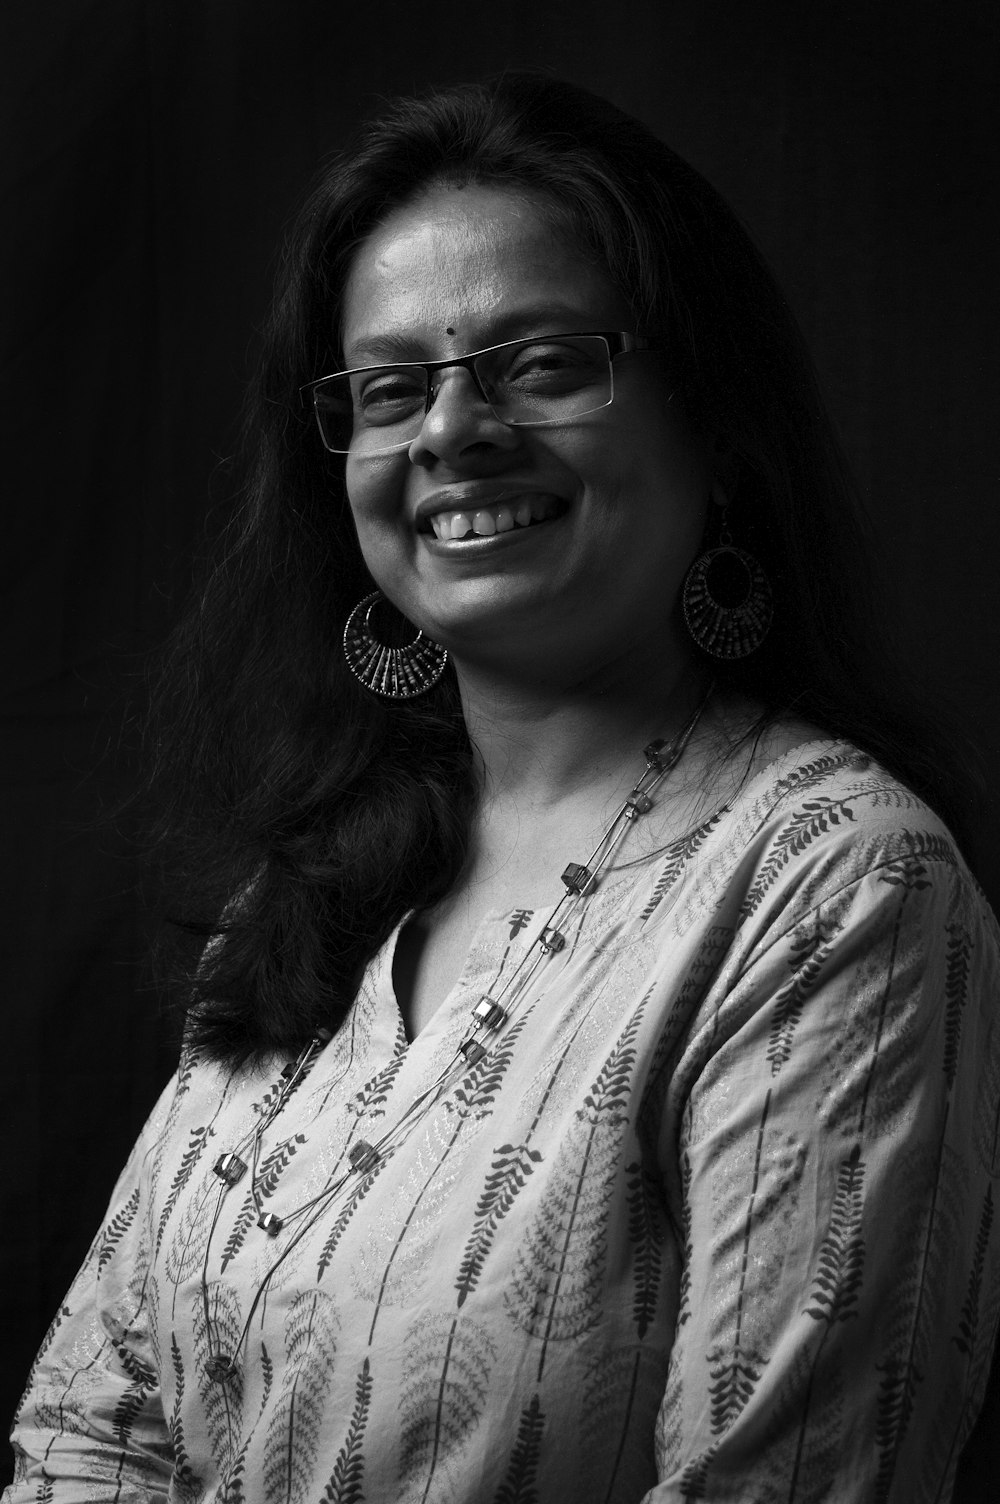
[[340, 184, 714, 684]]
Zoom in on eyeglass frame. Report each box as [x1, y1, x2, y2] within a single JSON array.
[[298, 330, 661, 455]]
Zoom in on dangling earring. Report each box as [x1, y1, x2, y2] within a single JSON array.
[[682, 507, 773, 660], [343, 591, 448, 698]]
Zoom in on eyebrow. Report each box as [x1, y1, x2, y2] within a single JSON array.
[[343, 304, 615, 367]]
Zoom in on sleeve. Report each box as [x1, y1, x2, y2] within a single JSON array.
[[4, 1071, 186, 1504], [648, 847, 1000, 1502]]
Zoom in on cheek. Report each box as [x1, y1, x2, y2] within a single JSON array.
[[344, 457, 405, 544]]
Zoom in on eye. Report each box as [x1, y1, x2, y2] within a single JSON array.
[[352, 369, 427, 426], [500, 339, 605, 393]]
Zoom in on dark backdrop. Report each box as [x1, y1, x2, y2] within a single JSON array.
[[3, 0, 998, 1493]]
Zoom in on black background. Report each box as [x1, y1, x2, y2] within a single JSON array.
[[3, 0, 998, 1493]]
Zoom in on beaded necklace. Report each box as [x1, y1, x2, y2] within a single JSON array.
[[201, 688, 711, 1383]]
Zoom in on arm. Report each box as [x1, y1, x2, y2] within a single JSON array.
[[650, 849, 1000, 1501], [5, 1076, 183, 1504]]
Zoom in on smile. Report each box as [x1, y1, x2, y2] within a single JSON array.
[[422, 495, 565, 541]]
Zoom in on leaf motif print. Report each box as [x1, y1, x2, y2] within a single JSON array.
[[457, 999, 619, 1312], [639, 810, 726, 923], [31, 1303, 72, 1375], [508, 908, 534, 940], [450, 1015, 531, 1121], [638, 926, 732, 1147], [455, 1143, 544, 1308], [873, 1142, 966, 1500], [943, 919, 973, 1090], [932, 1187, 1000, 1492], [767, 911, 841, 1077], [220, 1199, 258, 1274], [772, 751, 856, 798], [492, 1394, 544, 1504], [875, 828, 956, 893], [398, 1312, 498, 1504], [352, 1142, 459, 1325], [955, 1185, 994, 1357], [164, 1185, 217, 1297], [360, 1018, 531, 1340], [625, 1161, 665, 1339], [348, 1050, 407, 1121], [705, 1346, 767, 1437], [96, 1186, 141, 1274], [322, 1357, 372, 1504], [677, 1447, 715, 1500], [583, 1346, 665, 1503], [974, 1011, 1000, 1175], [255, 1134, 307, 1198], [220, 1135, 306, 1273], [194, 1281, 245, 1466], [217, 1445, 248, 1504], [703, 1089, 773, 1445], [655, 1362, 684, 1477], [784, 1152, 865, 1499], [504, 1006, 647, 1378], [111, 1363, 157, 1449], [879, 857, 933, 891], [804, 1145, 866, 1325], [156, 1125, 215, 1250], [216, 1337, 278, 1504], [261, 1289, 340, 1504], [676, 1150, 694, 1328], [168, 1334, 204, 1502], [317, 1150, 392, 1281], [865, 783, 922, 813], [738, 799, 856, 922]]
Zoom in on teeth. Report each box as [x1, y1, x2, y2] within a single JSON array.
[[428, 496, 560, 540]]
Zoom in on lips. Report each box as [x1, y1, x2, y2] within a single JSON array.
[[422, 494, 565, 541]]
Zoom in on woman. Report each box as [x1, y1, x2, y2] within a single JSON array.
[[7, 73, 999, 1504]]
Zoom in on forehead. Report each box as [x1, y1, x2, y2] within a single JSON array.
[[340, 183, 630, 364]]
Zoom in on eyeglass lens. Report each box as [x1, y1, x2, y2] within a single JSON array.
[[311, 334, 615, 454]]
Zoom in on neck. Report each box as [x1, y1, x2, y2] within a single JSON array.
[[452, 641, 711, 812]]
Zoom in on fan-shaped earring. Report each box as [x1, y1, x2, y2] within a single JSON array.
[[682, 533, 773, 660], [343, 591, 448, 698]]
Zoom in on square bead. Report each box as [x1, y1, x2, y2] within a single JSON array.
[[205, 1353, 236, 1383], [213, 1153, 248, 1186], [540, 926, 566, 953], [472, 997, 506, 1030], [561, 862, 595, 895], [257, 1211, 284, 1236], [625, 792, 653, 818], [280, 1060, 298, 1080], [349, 1140, 380, 1174], [643, 738, 667, 769], [460, 1040, 487, 1066]]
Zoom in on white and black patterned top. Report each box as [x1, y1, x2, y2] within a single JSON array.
[[7, 738, 1000, 1504]]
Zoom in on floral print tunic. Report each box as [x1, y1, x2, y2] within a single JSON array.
[[6, 739, 1000, 1503]]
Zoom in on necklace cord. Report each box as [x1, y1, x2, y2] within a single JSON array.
[[202, 684, 714, 1381]]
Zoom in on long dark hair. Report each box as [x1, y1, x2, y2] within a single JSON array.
[[146, 72, 979, 1063]]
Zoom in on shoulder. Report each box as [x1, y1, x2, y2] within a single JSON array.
[[698, 723, 993, 946]]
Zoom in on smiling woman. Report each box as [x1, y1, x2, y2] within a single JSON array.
[[340, 183, 707, 687], [6, 73, 999, 1504]]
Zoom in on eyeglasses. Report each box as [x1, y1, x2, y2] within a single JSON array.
[[300, 331, 658, 456]]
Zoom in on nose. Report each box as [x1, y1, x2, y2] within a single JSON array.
[[407, 367, 522, 468]]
